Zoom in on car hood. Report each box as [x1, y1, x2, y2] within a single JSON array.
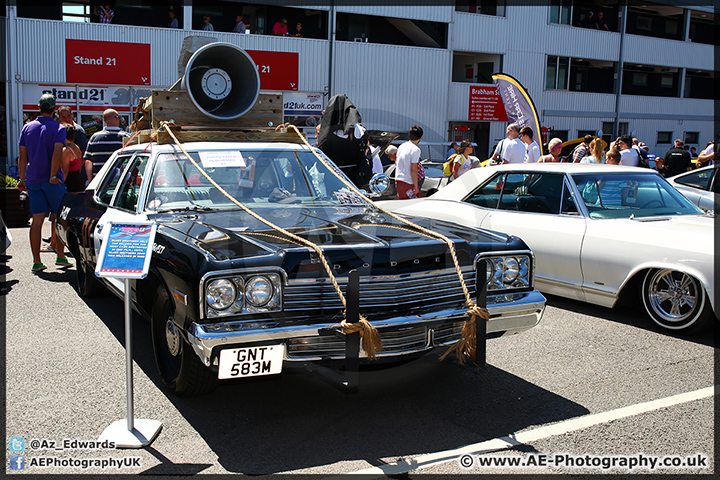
[[153, 205, 522, 269]]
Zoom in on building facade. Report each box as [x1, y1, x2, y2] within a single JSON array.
[[3, 0, 716, 166]]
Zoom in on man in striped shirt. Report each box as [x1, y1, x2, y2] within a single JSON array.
[[83, 109, 128, 182]]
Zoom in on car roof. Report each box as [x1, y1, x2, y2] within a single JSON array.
[[431, 163, 661, 200], [121, 141, 311, 154]]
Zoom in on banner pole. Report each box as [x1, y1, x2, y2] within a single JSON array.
[[125, 278, 134, 432], [98, 222, 162, 448]]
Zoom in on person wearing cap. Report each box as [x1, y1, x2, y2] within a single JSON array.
[[17, 93, 72, 272], [663, 139, 692, 177], [201, 16, 214, 31], [83, 108, 129, 182], [293, 22, 303, 37]]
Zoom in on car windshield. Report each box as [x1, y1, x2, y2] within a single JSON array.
[[145, 148, 370, 212], [571, 172, 704, 219]]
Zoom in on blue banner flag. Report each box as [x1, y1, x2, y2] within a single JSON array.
[[492, 73, 544, 155]]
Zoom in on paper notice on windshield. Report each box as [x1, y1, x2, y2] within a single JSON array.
[[199, 151, 246, 168]]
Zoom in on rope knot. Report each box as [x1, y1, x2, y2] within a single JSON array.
[[339, 315, 383, 360]]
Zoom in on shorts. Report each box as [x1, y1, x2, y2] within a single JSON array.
[[26, 181, 68, 215], [396, 181, 418, 200]]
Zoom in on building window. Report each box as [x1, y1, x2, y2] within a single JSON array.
[[577, 130, 596, 139], [626, 5, 684, 41], [632, 72, 648, 86], [452, 53, 503, 83], [684, 70, 714, 99], [549, 1, 617, 30], [455, 0, 505, 16], [657, 132, 673, 144], [689, 11, 716, 45], [546, 56, 614, 93], [623, 64, 679, 97], [62, 2, 90, 23], [549, 0, 572, 24], [336, 13, 447, 48], [684, 132, 699, 144]]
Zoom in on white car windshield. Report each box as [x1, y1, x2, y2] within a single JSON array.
[[145, 149, 369, 212], [571, 172, 704, 219]]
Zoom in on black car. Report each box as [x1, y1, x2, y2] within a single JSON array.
[[57, 137, 545, 396]]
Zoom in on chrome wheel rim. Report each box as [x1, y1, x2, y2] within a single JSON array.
[[165, 318, 182, 357], [647, 269, 700, 324]]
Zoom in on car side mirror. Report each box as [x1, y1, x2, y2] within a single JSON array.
[[368, 173, 389, 196]]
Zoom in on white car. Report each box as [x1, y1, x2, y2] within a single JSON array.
[[379, 163, 716, 332], [667, 164, 718, 213]]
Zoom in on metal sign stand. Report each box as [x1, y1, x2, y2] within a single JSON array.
[[96, 222, 162, 448]]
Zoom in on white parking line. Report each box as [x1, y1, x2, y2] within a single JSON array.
[[337, 386, 715, 477]]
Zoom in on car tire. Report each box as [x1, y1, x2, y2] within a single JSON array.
[[151, 286, 218, 397], [641, 269, 713, 332], [74, 243, 105, 298]]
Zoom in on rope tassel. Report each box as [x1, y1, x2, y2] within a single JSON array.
[[440, 301, 489, 364], [338, 316, 384, 360]]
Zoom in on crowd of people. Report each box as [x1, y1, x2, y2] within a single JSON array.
[[14, 91, 717, 273], [16, 93, 129, 272], [439, 122, 715, 182], [92, 3, 307, 37]]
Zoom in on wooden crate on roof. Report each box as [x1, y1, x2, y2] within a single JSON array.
[[141, 90, 284, 130], [124, 88, 304, 146]]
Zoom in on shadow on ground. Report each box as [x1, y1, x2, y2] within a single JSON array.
[[76, 279, 589, 475], [543, 293, 715, 348]]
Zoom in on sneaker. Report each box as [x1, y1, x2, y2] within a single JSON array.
[[32, 262, 47, 272], [55, 257, 73, 267]]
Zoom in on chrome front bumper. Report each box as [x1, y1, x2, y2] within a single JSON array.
[[187, 290, 546, 367]]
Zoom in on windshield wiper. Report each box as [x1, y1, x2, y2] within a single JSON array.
[[156, 205, 219, 213]]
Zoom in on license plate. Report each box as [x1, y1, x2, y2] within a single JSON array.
[[218, 345, 285, 380]]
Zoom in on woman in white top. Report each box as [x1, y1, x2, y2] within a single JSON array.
[[452, 140, 474, 179], [580, 138, 605, 163]]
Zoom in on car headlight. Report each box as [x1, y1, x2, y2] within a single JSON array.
[[204, 271, 283, 319], [245, 276, 273, 307], [206, 279, 236, 310], [479, 254, 531, 292]]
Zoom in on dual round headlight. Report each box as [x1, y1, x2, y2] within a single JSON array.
[[206, 278, 237, 310], [206, 275, 274, 311], [245, 276, 273, 307], [486, 257, 521, 286]]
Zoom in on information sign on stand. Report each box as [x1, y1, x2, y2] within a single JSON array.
[[96, 222, 162, 448]]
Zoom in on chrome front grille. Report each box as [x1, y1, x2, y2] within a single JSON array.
[[283, 266, 476, 312], [286, 322, 465, 359]]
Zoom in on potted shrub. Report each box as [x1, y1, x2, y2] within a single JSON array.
[[1, 175, 30, 227]]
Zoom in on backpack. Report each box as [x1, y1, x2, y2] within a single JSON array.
[[443, 154, 462, 176], [633, 146, 650, 168]]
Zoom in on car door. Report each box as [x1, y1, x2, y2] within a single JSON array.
[[671, 168, 716, 212], [94, 153, 151, 294], [473, 171, 587, 301]]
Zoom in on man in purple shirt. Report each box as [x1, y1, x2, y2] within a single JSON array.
[[18, 94, 72, 272]]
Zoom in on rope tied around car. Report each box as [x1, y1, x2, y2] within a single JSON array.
[[159, 122, 384, 359], [283, 124, 489, 364]]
